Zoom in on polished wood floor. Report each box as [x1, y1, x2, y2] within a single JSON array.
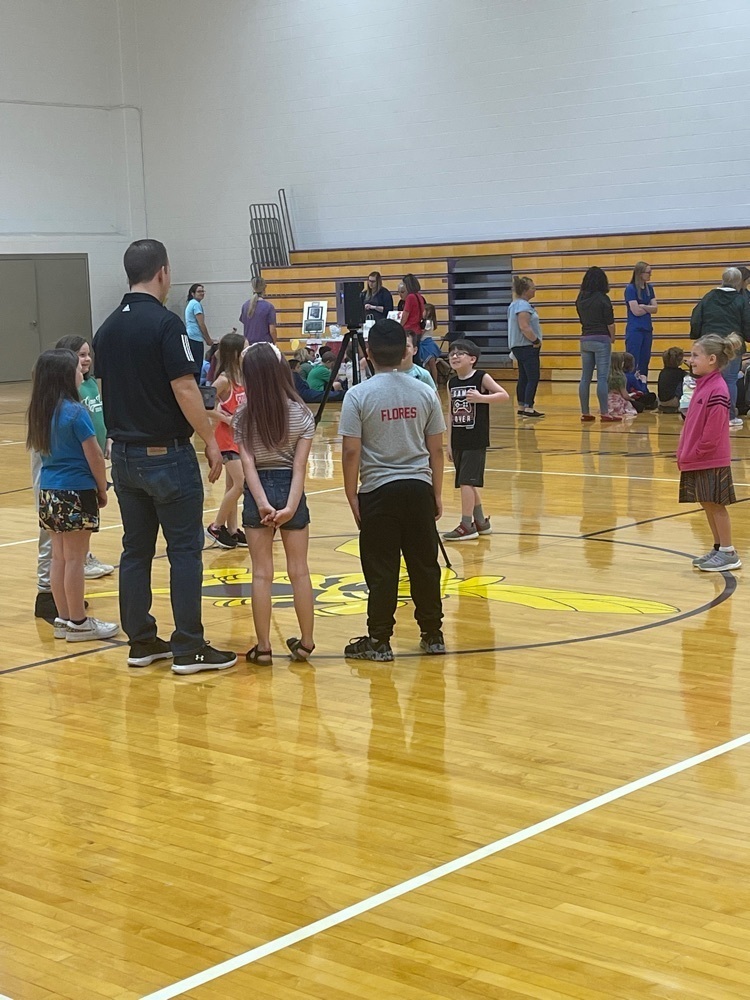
[[2, 380, 750, 999]]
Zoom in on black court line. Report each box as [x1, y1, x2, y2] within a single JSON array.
[[0, 639, 128, 677], [582, 496, 750, 538], [0, 486, 33, 497]]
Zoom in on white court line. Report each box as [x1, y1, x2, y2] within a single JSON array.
[[0, 993, 14, 999], [0, 487, 345, 550], [485, 466, 750, 487], [139, 732, 750, 1000], [0, 440, 24, 446]]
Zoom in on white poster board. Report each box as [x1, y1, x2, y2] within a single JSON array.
[[302, 300, 328, 337]]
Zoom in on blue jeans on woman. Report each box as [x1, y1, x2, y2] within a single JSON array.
[[722, 354, 742, 419], [513, 344, 541, 408], [579, 339, 612, 415]]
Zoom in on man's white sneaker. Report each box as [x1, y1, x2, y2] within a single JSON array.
[[84, 553, 115, 579], [66, 617, 120, 642]]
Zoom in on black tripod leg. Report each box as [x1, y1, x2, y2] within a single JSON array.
[[314, 333, 349, 426], [436, 527, 452, 569]]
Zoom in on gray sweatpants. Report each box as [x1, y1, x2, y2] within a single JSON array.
[[31, 449, 52, 593]]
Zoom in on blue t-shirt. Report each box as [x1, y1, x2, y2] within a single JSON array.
[[507, 299, 542, 349], [185, 298, 204, 342], [40, 400, 97, 491], [624, 283, 654, 336]]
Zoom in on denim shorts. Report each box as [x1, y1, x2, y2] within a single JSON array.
[[242, 468, 310, 531]]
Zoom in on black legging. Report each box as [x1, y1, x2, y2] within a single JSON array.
[[514, 344, 541, 408], [189, 338, 205, 382]]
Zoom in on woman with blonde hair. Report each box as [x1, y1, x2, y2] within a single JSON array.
[[507, 275, 544, 417], [361, 271, 393, 323], [239, 276, 277, 345], [624, 261, 657, 378]]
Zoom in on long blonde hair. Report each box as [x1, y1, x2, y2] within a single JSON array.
[[247, 276, 267, 319], [631, 261, 651, 288]]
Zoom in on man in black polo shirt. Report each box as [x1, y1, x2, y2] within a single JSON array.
[[93, 239, 237, 674]]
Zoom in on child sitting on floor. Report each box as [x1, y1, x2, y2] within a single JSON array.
[[623, 352, 657, 412], [657, 347, 686, 413], [607, 352, 638, 418]]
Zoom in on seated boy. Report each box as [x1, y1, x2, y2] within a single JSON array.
[[657, 346, 685, 413], [307, 350, 345, 395], [339, 319, 446, 661], [403, 330, 437, 390]]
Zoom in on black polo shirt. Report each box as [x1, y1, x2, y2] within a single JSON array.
[[93, 292, 198, 444]]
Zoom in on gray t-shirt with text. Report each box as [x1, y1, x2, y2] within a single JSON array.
[[338, 372, 446, 494]]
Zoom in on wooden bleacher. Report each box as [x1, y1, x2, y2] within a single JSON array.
[[264, 227, 750, 377]]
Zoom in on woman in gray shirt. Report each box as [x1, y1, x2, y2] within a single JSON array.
[[507, 275, 543, 417]]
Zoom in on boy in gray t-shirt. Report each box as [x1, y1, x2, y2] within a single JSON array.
[[338, 319, 446, 661]]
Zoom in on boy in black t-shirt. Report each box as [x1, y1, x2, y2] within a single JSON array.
[[657, 346, 686, 413], [443, 340, 509, 541]]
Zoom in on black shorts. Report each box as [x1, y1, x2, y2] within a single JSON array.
[[221, 450, 240, 463], [454, 449, 486, 488], [39, 488, 99, 532]]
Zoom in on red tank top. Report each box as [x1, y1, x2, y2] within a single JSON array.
[[215, 381, 246, 453]]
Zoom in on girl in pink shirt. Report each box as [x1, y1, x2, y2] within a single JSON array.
[[677, 333, 742, 572]]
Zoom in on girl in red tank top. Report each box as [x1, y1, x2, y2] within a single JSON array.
[[206, 333, 247, 549]]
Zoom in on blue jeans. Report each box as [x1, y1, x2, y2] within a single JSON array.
[[625, 328, 653, 378], [722, 355, 742, 419], [513, 344, 541, 407], [112, 440, 205, 655], [579, 339, 612, 415]]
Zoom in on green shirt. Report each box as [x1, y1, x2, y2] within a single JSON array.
[[307, 364, 333, 393], [78, 376, 107, 450]]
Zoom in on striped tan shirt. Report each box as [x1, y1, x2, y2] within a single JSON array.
[[234, 399, 315, 469]]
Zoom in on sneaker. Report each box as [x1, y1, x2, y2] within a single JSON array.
[[66, 617, 120, 642], [474, 517, 492, 536], [127, 637, 173, 667], [34, 591, 58, 623], [419, 631, 446, 655], [171, 643, 238, 675], [53, 617, 69, 639], [692, 549, 718, 567], [84, 553, 115, 579], [206, 524, 237, 549], [442, 522, 479, 541], [698, 550, 742, 573], [730, 417, 744, 428], [344, 636, 394, 662], [233, 528, 247, 546]]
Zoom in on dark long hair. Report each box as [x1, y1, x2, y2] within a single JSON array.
[[26, 349, 80, 455], [239, 343, 303, 452], [187, 283, 203, 302], [56, 335, 93, 380], [214, 332, 245, 386], [577, 266, 610, 300]]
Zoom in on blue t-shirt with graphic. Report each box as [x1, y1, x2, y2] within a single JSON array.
[[185, 298, 204, 342], [40, 400, 97, 490]]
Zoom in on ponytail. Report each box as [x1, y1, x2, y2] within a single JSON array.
[[695, 332, 743, 370], [513, 275, 534, 298], [247, 276, 268, 319]]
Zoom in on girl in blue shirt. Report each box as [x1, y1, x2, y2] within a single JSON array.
[[26, 349, 119, 643], [624, 261, 658, 378]]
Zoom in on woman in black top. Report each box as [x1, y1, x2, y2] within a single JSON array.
[[576, 266, 619, 422], [361, 271, 394, 323]]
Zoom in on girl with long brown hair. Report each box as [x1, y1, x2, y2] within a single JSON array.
[[236, 343, 316, 664], [27, 349, 119, 643]]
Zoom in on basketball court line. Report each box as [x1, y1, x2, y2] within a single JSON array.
[[139, 731, 750, 1000]]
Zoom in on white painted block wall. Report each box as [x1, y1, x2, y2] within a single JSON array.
[[0, 0, 145, 326], [132, 0, 750, 333]]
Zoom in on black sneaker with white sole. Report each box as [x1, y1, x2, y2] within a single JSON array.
[[127, 637, 174, 667], [206, 524, 237, 549], [171, 643, 238, 675], [419, 631, 446, 655], [344, 635, 394, 661]]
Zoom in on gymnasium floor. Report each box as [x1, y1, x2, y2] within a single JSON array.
[[2, 380, 750, 1000]]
